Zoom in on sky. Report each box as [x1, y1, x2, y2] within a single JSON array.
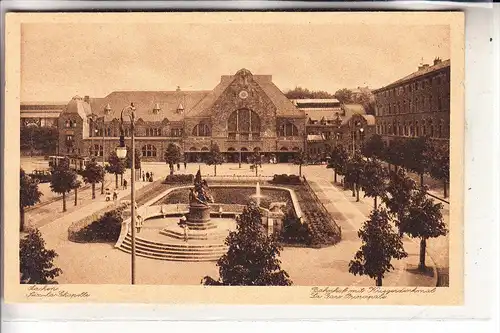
[[20, 21, 450, 102]]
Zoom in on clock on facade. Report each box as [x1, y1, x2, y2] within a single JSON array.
[[238, 90, 249, 99]]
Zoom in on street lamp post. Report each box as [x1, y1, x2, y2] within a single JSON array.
[[359, 127, 365, 153], [116, 102, 137, 285]]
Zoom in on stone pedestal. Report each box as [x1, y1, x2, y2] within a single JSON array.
[[187, 204, 216, 230]]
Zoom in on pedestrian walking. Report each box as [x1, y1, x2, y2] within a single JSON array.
[[177, 163, 180, 171], [123, 179, 128, 190], [183, 224, 189, 242], [161, 204, 166, 218], [146, 171, 150, 180], [113, 189, 118, 201], [142, 171, 145, 182], [184, 161, 187, 170]]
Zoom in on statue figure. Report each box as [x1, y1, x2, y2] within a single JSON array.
[[189, 170, 213, 206]]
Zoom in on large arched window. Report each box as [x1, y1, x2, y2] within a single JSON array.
[[192, 123, 211, 137], [227, 109, 260, 140], [278, 121, 298, 137], [142, 144, 157, 157]]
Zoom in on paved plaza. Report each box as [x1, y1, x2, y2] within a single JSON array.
[[22, 160, 448, 286]]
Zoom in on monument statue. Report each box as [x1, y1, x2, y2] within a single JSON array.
[[186, 170, 216, 230], [189, 170, 214, 206]]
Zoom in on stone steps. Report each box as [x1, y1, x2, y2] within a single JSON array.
[[159, 228, 228, 241], [118, 234, 227, 261]]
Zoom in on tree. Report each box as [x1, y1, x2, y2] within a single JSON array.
[[352, 89, 376, 116], [164, 143, 181, 176], [382, 168, 417, 232], [293, 149, 307, 177], [404, 137, 433, 188], [349, 208, 407, 286], [361, 159, 387, 209], [20, 126, 59, 155], [202, 201, 292, 286], [285, 86, 334, 100], [429, 143, 450, 198], [385, 138, 406, 171], [327, 145, 348, 183], [20, 169, 43, 232], [344, 154, 365, 201], [361, 134, 386, 161], [206, 143, 224, 176], [399, 189, 447, 271], [82, 159, 104, 199], [50, 159, 77, 212], [73, 179, 82, 206], [20, 228, 62, 284], [106, 151, 126, 189], [334, 88, 354, 104]]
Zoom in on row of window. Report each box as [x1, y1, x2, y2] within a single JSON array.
[[65, 120, 77, 128], [379, 73, 448, 98], [90, 127, 184, 137], [378, 94, 447, 116], [376, 119, 448, 138], [88, 144, 159, 158]]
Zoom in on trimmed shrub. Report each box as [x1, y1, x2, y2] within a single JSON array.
[[281, 210, 312, 245], [72, 208, 123, 242], [272, 174, 302, 185], [163, 174, 194, 184]]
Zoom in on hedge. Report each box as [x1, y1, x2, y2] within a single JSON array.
[[163, 174, 194, 184], [271, 174, 302, 185]]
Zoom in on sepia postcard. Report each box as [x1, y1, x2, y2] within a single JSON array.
[[3, 11, 464, 305]]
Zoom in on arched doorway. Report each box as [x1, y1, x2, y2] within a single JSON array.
[[279, 147, 292, 163], [227, 147, 237, 163]]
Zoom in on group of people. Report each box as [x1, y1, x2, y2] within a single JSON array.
[[141, 171, 154, 182]]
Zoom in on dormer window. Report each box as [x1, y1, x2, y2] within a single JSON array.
[[177, 103, 184, 114], [104, 103, 112, 114], [153, 103, 161, 114]]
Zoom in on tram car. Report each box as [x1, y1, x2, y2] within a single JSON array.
[[48, 155, 90, 172]]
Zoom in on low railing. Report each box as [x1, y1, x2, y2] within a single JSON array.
[[301, 176, 342, 242]]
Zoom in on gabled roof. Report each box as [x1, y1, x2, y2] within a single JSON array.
[[63, 96, 93, 120], [185, 79, 232, 118], [341, 104, 367, 125], [89, 91, 209, 122], [254, 76, 303, 118], [186, 70, 303, 118]]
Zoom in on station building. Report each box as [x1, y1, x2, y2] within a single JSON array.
[[57, 69, 307, 163]]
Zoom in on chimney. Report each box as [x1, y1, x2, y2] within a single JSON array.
[[84, 95, 90, 103], [433, 57, 442, 66]]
